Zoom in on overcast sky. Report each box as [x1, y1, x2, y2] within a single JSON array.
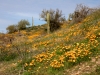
[[0, 0, 100, 33]]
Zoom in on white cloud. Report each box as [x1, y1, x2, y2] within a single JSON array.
[[7, 12, 39, 19]]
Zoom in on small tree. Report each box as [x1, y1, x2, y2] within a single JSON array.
[[69, 4, 92, 24], [40, 9, 66, 32], [6, 25, 17, 33], [18, 19, 30, 30]]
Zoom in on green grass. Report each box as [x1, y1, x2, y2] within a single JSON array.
[[0, 8, 100, 75]]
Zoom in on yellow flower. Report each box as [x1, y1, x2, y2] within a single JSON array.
[[76, 43, 79, 46], [59, 55, 65, 63], [25, 63, 28, 67], [6, 44, 11, 47], [50, 59, 64, 68], [29, 63, 33, 66]]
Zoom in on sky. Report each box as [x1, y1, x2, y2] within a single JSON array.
[[0, 0, 100, 33]]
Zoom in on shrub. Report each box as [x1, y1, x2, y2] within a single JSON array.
[[18, 19, 30, 30], [6, 25, 17, 33], [69, 4, 94, 24], [40, 9, 66, 32]]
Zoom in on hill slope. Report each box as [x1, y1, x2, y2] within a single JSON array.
[[0, 9, 100, 75]]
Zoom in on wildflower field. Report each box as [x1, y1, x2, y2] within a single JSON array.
[[0, 8, 100, 75]]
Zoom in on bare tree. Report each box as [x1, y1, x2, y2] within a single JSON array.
[[40, 9, 66, 32], [69, 4, 93, 24]]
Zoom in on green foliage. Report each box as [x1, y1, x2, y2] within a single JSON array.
[[40, 9, 66, 32], [6, 19, 30, 33], [0, 48, 18, 61], [18, 19, 30, 30], [23, 71, 32, 75], [6, 25, 17, 33]]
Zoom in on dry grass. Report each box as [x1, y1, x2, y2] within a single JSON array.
[[0, 8, 100, 75]]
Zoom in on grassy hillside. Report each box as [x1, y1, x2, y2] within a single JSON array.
[[0, 9, 100, 75]]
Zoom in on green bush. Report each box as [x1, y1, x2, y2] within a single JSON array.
[[18, 19, 30, 30], [6, 25, 17, 33]]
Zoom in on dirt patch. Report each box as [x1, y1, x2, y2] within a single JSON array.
[[0, 62, 17, 75], [64, 56, 100, 75]]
